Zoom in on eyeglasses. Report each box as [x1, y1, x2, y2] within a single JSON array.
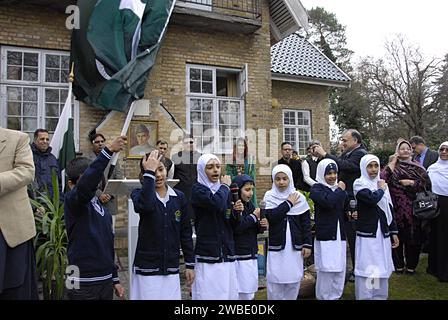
[[93, 140, 105, 144], [440, 147, 448, 152]]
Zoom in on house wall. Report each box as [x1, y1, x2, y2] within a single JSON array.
[[272, 80, 331, 152]]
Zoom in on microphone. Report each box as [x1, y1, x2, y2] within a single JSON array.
[[230, 183, 240, 204], [259, 200, 267, 232], [230, 183, 242, 221], [348, 199, 357, 221]]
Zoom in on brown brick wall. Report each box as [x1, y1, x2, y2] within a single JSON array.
[[1, 2, 332, 236], [0, 4, 70, 50]]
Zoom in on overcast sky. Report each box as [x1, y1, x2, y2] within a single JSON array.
[[300, 0, 448, 61]]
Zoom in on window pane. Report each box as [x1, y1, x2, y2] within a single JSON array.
[[46, 118, 59, 132], [7, 66, 21, 80], [7, 102, 21, 116], [7, 51, 22, 65], [24, 52, 38, 67], [23, 88, 38, 101], [46, 103, 59, 117], [61, 69, 69, 83], [45, 88, 59, 102], [23, 67, 38, 81], [46, 54, 60, 68], [23, 117, 37, 131], [284, 111, 295, 125], [61, 56, 70, 69], [219, 113, 228, 124], [202, 69, 212, 81], [7, 87, 21, 101], [7, 117, 21, 130], [191, 112, 201, 123], [202, 99, 212, 111], [23, 103, 37, 116], [45, 69, 60, 83], [202, 82, 212, 94], [190, 99, 201, 111], [190, 68, 200, 81], [190, 81, 200, 93], [202, 112, 212, 124], [229, 101, 240, 113]]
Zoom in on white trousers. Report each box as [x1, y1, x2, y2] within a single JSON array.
[[238, 292, 255, 300], [355, 276, 389, 300], [267, 281, 300, 300], [315, 270, 346, 300]]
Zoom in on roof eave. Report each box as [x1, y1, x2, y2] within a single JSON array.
[[271, 73, 352, 88]]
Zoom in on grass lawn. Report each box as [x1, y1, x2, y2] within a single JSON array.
[[255, 254, 448, 300]]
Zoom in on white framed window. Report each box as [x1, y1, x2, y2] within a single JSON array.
[[186, 64, 247, 154], [283, 109, 312, 156], [0, 46, 79, 150]]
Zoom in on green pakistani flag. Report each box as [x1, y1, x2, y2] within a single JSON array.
[[71, 0, 176, 111], [50, 83, 76, 191]]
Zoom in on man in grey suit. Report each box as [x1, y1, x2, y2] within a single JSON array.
[[410, 136, 439, 170], [0, 128, 38, 299]]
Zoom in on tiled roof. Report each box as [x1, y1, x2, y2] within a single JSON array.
[[271, 33, 351, 85]]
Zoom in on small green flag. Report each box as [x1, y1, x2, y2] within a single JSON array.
[[71, 0, 176, 111]]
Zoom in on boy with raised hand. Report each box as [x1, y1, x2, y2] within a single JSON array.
[[64, 135, 127, 300]]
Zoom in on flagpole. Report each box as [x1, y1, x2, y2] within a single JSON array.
[[109, 101, 137, 166]]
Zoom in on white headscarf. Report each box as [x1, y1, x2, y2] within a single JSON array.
[[316, 159, 339, 191], [197, 153, 222, 194], [353, 154, 393, 225], [427, 141, 448, 196], [263, 164, 310, 215]]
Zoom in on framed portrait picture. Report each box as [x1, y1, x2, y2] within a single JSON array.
[[127, 120, 158, 158]]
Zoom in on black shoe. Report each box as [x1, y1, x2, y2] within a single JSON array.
[[406, 269, 416, 275], [395, 268, 405, 274]]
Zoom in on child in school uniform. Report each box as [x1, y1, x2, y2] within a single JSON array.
[[130, 150, 195, 300], [263, 164, 312, 300], [310, 159, 348, 300], [64, 136, 126, 300], [190, 153, 239, 300], [353, 154, 400, 300], [232, 174, 268, 300]]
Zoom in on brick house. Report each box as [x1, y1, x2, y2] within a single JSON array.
[[0, 0, 350, 203]]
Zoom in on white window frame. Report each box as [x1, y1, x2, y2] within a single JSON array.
[[176, 0, 212, 12], [0, 46, 80, 150], [186, 64, 247, 154], [282, 109, 312, 156]]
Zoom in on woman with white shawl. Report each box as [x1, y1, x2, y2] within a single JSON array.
[[353, 154, 399, 300], [427, 141, 448, 282], [263, 164, 312, 300], [310, 159, 348, 300]]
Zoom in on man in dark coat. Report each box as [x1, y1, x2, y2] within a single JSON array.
[[314, 129, 368, 281], [274, 142, 307, 191], [30, 129, 61, 197], [409, 136, 439, 170], [172, 135, 202, 219]]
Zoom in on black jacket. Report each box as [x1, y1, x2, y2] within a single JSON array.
[[355, 188, 398, 238], [265, 201, 312, 251], [191, 183, 237, 263], [130, 171, 194, 276], [64, 148, 119, 285], [310, 183, 348, 241], [172, 150, 201, 201], [30, 143, 61, 197], [233, 200, 262, 260], [412, 148, 439, 170], [325, 146, 368, 197]]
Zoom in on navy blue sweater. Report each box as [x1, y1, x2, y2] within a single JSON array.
[[310, 184, 348, 241], [64, 148, 118, 285], [233, 200, 261, 260], [355, 188, 398, 238], [191, 183, 237, 263], [265, 201, 312, 251], [131, 171, 195, 276]]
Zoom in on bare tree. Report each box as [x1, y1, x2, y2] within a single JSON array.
[[359, 35, 442, 136]]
